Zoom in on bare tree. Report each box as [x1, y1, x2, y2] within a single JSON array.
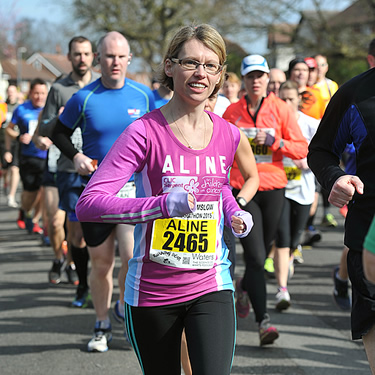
[[72, 0, 260, 71]]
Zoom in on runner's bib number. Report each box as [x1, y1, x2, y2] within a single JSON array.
[[242, 128, 275, 163], [150, 201, 218, 269], [283, 156, 302, 189]]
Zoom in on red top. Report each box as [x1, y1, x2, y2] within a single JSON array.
[[223, 92, 308, 191]]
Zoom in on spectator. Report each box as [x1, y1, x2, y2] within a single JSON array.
[[267, 68, 286, 97]]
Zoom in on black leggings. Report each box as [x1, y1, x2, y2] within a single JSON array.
[[125, 290, 236, 375], [234, 188, 285, 322], [276, 197, 311, 249]]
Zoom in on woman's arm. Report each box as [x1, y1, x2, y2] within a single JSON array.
[[222, 128, 258, 237], [234, 129, 259, 203], [76, 120, 193, 224]]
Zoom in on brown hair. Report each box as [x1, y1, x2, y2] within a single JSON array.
[[279, 80, 299, 93], [157, 24, 227, 96]]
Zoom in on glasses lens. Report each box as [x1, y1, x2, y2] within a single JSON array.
[[205, 63, 220, 74], [179, 59, 221, 74], [181, 59, 198, 70]]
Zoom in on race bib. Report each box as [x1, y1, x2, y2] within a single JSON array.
[[116, 181, 136, 198], [242, 128, 275, 163], [150, 201, 218, 269], [28, 119, 38, 136], [47, 144, 60, 173], [283, 156, 302, 189]]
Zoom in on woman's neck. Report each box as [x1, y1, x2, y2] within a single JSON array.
[[247, 94, 264, 112]]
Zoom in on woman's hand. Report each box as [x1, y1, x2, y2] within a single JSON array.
[[231, 215, 246, 234], [188, 193, 195, 209]]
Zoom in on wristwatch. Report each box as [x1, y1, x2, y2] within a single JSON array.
[[236, 197, 247, 208]]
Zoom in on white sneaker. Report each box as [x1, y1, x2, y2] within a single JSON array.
[[87, 322, 112, 352], [7, 196, 18, 208], [275, 287, 291, 311]]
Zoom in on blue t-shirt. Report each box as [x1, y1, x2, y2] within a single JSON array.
[[60, 77, 155, 164], [11, 100, 46, 159], [152, 89, 170, 109]]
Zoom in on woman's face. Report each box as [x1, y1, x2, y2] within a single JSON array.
[[279, 88, 300, 113], [289, 63, 309, 88], [223, 81, 240, 102], [166, 38, 222, 105], [243, 70, 269, 99]]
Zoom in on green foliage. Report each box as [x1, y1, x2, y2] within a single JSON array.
[[328, 57, 368, 86]]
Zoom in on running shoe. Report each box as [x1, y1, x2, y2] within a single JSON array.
[[48, 259, 64, 284], [321, 213, 338, 228], [293, 245, 304, 264], [275, 287, 291, 311], [41, 234, 50, 246], [259, 313, 279, 346], [72, 286, 91, 308], [112, 300, 125, 323], [87, 322, 112, 352], [65, 264, 79, 285], [7, 195, 18, 208], [264, 257, 275, 279], [16, 210, 25, 230], [235, 278, 251, 318], [302, 226, 322, 247], [32, 222, 44, 235], [332, 266, 351, 311]]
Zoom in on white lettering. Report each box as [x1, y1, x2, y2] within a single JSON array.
[[206, 156, 216, 174], [180, 155, 190, 174], [219, 156, 226, 174], [162, 155, 228, 174], [162, 155, 175, 173]]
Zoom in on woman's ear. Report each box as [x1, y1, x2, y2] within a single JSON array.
[[165, 59, 173, 77]]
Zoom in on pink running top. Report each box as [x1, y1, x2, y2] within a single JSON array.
[[76, 109, 243, 306]]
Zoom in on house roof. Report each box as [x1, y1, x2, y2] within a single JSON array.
[[1, 59, 57, 82], [268, 23, 296, 47], [329, 0, 374, 27], [26, 53, 72, 76]]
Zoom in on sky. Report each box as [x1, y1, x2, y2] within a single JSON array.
[[8, 0, 354, 23], [4, 0, 71, 23], [2, 0, 355, 57]]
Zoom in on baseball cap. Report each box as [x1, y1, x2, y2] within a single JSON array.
[[304, 57, 318, 69], [241, 55, 270, 76]]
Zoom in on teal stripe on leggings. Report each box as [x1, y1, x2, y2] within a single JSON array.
[[230, 291, 237, 370], [124, 303, 145, 375]]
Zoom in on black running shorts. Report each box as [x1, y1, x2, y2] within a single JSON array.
[[80, 221, 116, 247], [19, 156, 46, 191], [347, 249, 375, 339]]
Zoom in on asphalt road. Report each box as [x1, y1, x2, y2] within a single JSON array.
[[0, 188, 371, 375]]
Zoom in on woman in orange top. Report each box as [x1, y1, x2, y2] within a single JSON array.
[[223, 54, 308, 346]]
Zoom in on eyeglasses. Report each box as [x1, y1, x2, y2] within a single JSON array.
[[317, 63, 328, 67], [170, 58, 223, 75]]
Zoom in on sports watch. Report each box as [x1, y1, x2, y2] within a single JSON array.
[[236, 197, 247, 208]]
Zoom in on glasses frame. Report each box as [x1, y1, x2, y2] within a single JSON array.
[[170, 58, 223, 75]]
